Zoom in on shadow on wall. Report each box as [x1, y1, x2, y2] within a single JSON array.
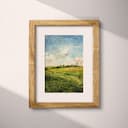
[[37, 0, 128, 39], [0, 87, 90, 128], [0, 29, 103, 128]]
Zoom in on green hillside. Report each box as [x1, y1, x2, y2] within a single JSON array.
[[45, 66, 83, 92]]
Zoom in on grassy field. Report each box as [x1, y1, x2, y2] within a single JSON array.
[[45, 65, 83, 92]]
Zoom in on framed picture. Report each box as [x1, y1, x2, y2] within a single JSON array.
[[29, 20, 100, 108]]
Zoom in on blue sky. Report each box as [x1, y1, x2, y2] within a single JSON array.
[[45, 35, 83, 67]]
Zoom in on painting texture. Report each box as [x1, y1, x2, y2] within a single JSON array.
[[45, 35, 83, 92]]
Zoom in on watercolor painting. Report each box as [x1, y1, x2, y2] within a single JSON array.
[[45, 35, 83, 92]]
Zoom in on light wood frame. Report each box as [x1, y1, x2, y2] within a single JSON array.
[[29, 20, 100, 108]]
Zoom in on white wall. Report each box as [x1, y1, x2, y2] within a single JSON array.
[[0, 0, 128, 128]]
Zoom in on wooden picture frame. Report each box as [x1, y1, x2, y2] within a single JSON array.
[[29, 20, 100, 108]]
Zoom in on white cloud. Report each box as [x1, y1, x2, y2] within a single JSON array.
[[45, 45, 83, 67], [74, 57, 83, 66]]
